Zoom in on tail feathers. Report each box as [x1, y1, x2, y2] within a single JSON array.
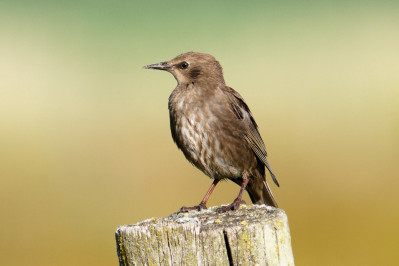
[[261, 180, 278, 208], [246, 177, 278, 208]]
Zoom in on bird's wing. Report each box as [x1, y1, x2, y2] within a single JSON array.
[[223, 87, 279, 187]]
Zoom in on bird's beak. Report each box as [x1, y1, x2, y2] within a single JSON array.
[[143, 61, 171, 71]]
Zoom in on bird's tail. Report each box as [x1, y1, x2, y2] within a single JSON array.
[[246, 175, 278, 208]]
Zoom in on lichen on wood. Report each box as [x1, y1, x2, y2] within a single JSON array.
[[115, 205, 294, 265]]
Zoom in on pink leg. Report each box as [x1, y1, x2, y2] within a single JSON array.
[[179, 179, 220, 213], [216, 174, 249, 213]]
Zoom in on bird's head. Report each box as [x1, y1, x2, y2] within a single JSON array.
[[144, 52, 225, 85]]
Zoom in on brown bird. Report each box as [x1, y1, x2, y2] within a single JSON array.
[[144, 52, 279, 212]]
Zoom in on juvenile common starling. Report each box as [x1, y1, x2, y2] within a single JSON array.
[[144, 52, 279, 212]]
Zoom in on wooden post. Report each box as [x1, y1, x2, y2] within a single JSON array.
[[115, 205, 294, 265]]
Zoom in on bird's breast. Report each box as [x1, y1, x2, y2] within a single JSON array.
[[172, 107, 208, 164], [169, 95, 245, 179]]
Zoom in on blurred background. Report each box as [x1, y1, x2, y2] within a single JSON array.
[[1, 1, 398, 265]]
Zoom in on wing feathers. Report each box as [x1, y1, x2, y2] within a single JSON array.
[[225, 87, 279, 187]]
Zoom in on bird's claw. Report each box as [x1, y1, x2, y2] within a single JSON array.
[[216, 199, 246, 213], [178, 203, 207, 213]]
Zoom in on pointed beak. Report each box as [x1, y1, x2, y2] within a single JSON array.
[[143, 61, 171, 71]]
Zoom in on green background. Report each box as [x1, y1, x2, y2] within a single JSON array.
[[1, 1, 398, 265]]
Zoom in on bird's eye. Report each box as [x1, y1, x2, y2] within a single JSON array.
[[180, 62, 189, 69]]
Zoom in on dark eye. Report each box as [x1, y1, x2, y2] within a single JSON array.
[[180, 62, 189, 69]]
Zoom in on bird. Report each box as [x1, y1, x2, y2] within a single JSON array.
[[144, 52, 279, 213]]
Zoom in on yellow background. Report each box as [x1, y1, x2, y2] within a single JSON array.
[[1, 1, 398, 265]]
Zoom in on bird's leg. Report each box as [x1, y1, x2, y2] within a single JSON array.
[[179, 179, 220, 213], [217, 174, 249, 213]]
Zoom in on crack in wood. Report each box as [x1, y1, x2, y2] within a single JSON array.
[[223, 230, 234, 266]]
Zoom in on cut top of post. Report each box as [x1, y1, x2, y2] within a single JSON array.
[[116, 205, 294, 266]]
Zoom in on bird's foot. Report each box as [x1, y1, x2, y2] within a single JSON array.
[[178, 202, 207, 213], [216, 199, 246, 213]]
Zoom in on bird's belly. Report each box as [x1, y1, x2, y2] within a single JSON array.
[[175, 114, 242, 179]]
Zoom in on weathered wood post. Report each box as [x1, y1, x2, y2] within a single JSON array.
[[115, 205, 294, 265]]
